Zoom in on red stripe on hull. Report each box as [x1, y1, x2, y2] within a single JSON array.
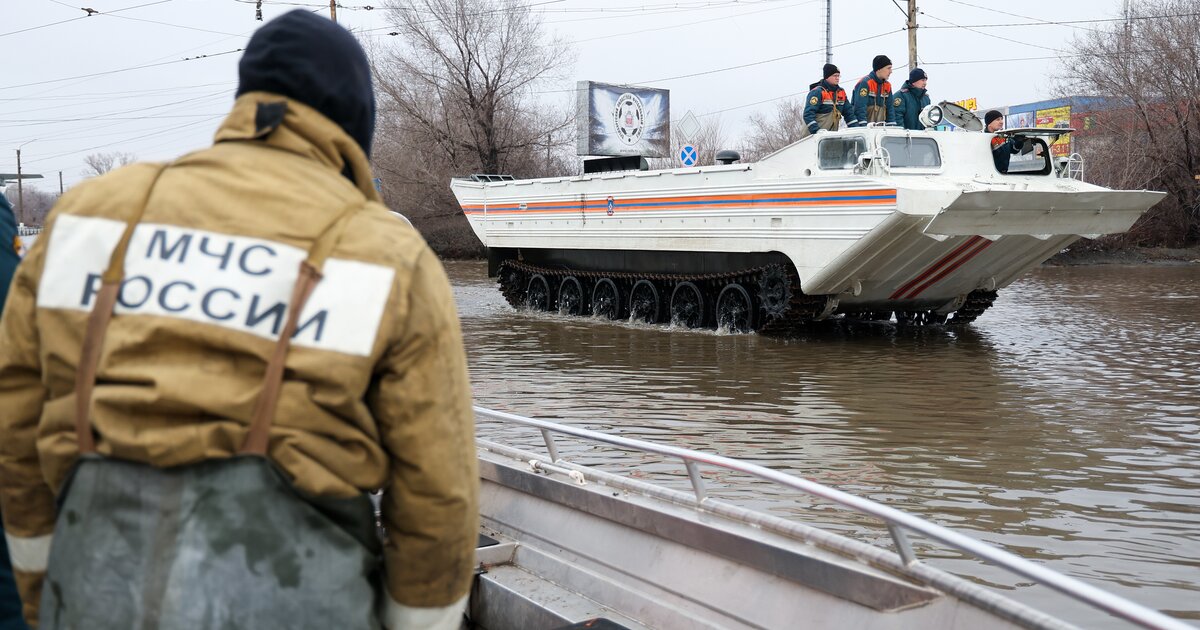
[[888, 236, 982, 300], [901, 239, 993, 299]]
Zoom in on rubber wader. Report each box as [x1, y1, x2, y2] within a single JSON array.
[[39, 163, 383, 630], [866, 102, 888, 124], [798, 107, 841, 139]]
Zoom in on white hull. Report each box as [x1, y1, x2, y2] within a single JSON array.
[[452, 129, 1161, 315]]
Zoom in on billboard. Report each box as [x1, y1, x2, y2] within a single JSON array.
[[576, 81, 670, 158], [1036, 106, 1072, 157], [1006, 111, 1035, 128]]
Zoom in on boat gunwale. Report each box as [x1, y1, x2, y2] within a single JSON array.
[[475, 406, 1190, 630]]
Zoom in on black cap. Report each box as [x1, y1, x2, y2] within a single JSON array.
[[985, 110, 1004, 127], [909, 68, 927, 83], [823, 63, 839, 79], [873, 55, 892, 72], [236, 10, 376, 155]]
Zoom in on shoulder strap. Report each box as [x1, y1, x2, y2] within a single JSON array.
[[239, 202, 360, 455], [74, 164, 170, 454]]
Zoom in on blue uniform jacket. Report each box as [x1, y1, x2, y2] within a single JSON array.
[[0, 190, 28, 629], [849, 71, 894, 127], [802, 80, 849, 133], [0, 191, 20, 313], [991, 137, 1022, 173], [893, 81, 931, 130]]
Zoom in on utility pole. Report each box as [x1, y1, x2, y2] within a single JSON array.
[[16, 148, 24, 225], [329, 0, 337, 23], [59, 171, 64, 195], [907, 0, 918, 70], [820, 0, 830, 63], [1122, 0, 1132, 40]]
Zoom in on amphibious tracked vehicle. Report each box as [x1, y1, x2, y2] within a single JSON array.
[[451, 119, 1163, 332]]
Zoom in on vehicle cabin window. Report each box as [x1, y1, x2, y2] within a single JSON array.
[[1003, 138, 1052, 175], [881, 136, 941, 168], [818, 137, 868, 170]]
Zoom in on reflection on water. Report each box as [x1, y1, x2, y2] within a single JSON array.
[[448, 260, 1200, 626]]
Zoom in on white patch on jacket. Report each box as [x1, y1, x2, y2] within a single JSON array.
[[37, 215, 395, 357]]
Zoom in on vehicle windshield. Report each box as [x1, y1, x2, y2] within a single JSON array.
[[818, 136, 867, 170], [881, 137, 941, 168], [996, 136, 1052, 175]]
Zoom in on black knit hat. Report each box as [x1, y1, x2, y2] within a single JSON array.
[[985, 110, 1004, 127], [909, 68, 927, 83], [872, 55, 892, 72], [236, 10, 376, 155], [823, 63, 839, 79]]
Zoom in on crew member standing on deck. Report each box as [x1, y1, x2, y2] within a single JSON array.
[[892, 68, 931, 130], [0, 10, 477, 630], [850, 55, 896, 127], [802, 63, 849, 136]]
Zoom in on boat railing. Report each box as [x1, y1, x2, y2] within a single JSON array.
[[475, 405, 1191, 630]]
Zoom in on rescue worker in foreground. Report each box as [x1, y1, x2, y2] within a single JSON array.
[[850, 55, 895, 127], [0, 187, 30, 630], [892, 68, 931, 131], [0, 10, 477, 629], [802, 63, 849, 136]]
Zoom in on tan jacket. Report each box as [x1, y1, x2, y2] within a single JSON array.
[[0, 92, 478, 626]]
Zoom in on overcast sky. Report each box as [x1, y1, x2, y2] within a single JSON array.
[[2, 0, 1124, 193]]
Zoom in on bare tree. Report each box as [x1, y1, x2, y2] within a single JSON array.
[[372, 0, 575, 256], [740, 99, 808, 163], [82, 151, 137, 178], [377, 0, 574, 175], [6, 187, 59, 226], [665, 115, 729, 168], [1060, 0, 1200, 247]]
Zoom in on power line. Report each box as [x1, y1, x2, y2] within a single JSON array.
[[0, 48, 244, 91], [360, 0, 779, 33], [919, 11, 1200, 29], [0, 81, 236, 102], [101, 12, 243, 36], [570, 0, 815, 44], [920, 11, 1065, 53], [2, 114, 223, 126], [944, 0, 1102, 32], [1, 0, 174, 38], [27, 114, 227, 166], [539, 28, 903, 93], [230, 0, 376, 9], [0, 92, 233, 128], [924, 43, 1200, 65], [9, 92, 231, 145]]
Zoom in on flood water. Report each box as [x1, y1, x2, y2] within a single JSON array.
[[447, 260, 1200, 627]]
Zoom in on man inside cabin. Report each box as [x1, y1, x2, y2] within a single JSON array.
[[802, 63, 850, 135], [850, 55, 896, 127], [0, 10, 477, 629], [985, 109, 1041, 173]]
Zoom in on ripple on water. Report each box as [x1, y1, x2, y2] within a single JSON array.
[[450, 261, 1200, 626]]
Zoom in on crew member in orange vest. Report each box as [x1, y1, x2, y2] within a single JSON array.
[[850, 55, 895, 127], [802, 63, 849, 135]]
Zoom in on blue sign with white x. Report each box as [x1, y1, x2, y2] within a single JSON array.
[[680, 144, 698, 166]]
